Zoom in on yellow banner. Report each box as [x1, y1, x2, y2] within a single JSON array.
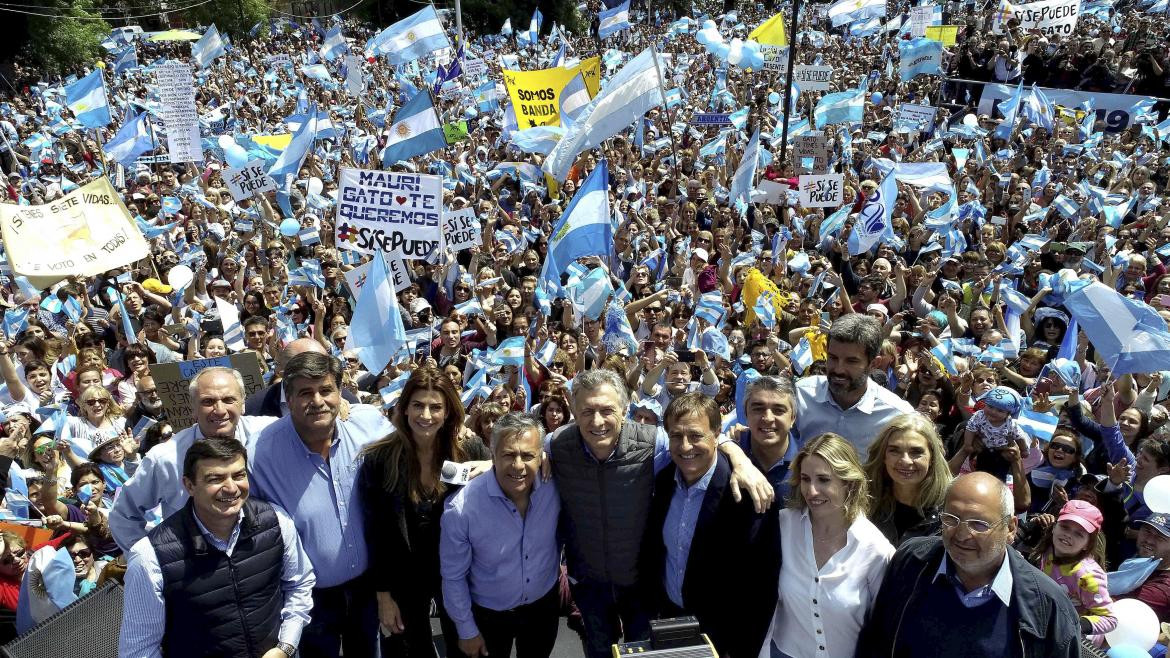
[[924, 25, 959, 46], [503, 57, 600, 128]]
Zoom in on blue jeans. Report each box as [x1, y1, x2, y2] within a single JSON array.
[[300, 574, 380, 658], [569, 580, 651, 658]]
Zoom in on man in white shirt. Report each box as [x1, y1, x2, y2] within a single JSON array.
[[795, 314, 914, 455]]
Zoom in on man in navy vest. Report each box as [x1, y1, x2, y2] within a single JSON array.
[[119, 437, 316, 658]]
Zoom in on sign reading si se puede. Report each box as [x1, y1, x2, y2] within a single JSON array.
[[443, 207, 482, 252], [334, 167, 442, 260], [793, 65, 833, 92], [798, 174, 845, 208], [224, 159, 277, 201], [148, 354, 264, 431]]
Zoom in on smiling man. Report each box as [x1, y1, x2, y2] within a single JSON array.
[[440, 413, 561, 658], [795, 314, 914, 455], [120, 437, 316, 658], [248, 351, 393, 658]]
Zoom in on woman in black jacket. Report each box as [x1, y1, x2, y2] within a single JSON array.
[[356, 367, 490, 657], [863, 413, 953, 546]]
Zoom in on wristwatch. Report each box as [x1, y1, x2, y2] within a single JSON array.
[[275, 641, 296, 657]]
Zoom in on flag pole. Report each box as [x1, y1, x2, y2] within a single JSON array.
[[778, 2, 800, 165], [649, 47, 682, 172]]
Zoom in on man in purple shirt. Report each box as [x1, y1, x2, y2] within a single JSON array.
[[440, 413, 561, 658]]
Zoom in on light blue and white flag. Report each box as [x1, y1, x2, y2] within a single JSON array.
[[321, 26, 348, 61], [791, 337, 814, 374], [489, 336, 526, 366], [268, 103, 319, 216], [1063, 281, 1170, 375], [599, 0, 633, 38], [365, 6, 452, 64], [192, 25, 227, 69], [1018, 408, 1058, 441], [848, 173, 897, 255], [540, 160, 612, 293], [729, 128, 760, 214], [543, 48, 665, 181], [813, 88, 864, 129], [114, 46, 137, 75], [103, 109, 152, 166], [559, 74, 591, 127], [64, 70, 111, 129], [898, 38, 943, 81], [351, 251, 407, 374], [570, 267, 614, 320], [381, 91, 446, 166], [828, 0, 886, 26]]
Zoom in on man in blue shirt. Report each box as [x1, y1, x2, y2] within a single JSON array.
[[249, 351, 393, 658], [738, 375, 799, 499], [643, 392, 781, 658], [440, 413, 561, 658]]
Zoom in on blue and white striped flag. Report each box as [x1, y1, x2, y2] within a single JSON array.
[[599, 0, 633, 38], [192, 25, 227, 69], [489, 336, 526, 366], [791, 336, 814, 374], [1018, 408, 1058, 441], [64, 70, 111, 129], [754, 292, 777, 328]]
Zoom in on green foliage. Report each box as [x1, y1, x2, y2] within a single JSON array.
[[25, 0, 110, 73], [180, 0, 270, 39]]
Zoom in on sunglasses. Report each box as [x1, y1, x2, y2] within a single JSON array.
[[0, 548, 25, 566], [84, 399, 108, 407], [69, 549, 92, 561], [33, 442, 56, 456], [1048, 442, 1078, 455]]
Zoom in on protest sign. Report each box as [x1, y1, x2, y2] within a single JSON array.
[[443, 207, 482, 252], [894, 103, 938, 133], [792, 134, 831, 174], [977, 84, 1154, 133], [344, 255, 411, 297], [264, 54, 292, 68], [924, 25, 959, 45], [224, 159, 276, 201], [0, 177, 148, 285], [443, 121, 469, 144], [798, 174, 845, 208], [463, 58, 487, 77], [761, 45, 789, 72], [751, 179, 791, 204], [335, 167, 442, 259], [689, 113, 732, 125], [149, 354, 264, 431], [502, 57, 600, 128], [910, 6, 934, 37], [155, 61, 202, 163], [993, 0, 1081, 35], [793, 65, 833, 91]]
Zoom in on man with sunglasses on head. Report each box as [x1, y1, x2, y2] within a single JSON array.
[[857, 472, 1079, 657]]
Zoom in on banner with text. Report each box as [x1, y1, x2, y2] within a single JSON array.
[[799, 174, 845, 208], [977, 84, 1154, 132], [149, 354, 264, 431], [224, 159, 277, 201], [155, 61, 202, 163], [443, 208, 482, 252], [502, 57, 601, 128], [793, 65, 834, 91], [335, 168, 442, 259], [993, 0, 1081, 35]]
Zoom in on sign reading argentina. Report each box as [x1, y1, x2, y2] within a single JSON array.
[[334, 167, 442, 259]]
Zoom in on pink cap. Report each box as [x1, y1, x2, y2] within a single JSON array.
[[1058, 499, 1103, 533]]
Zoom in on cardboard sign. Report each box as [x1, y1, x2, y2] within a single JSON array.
[[343, 256, 411, 297], [155, 61, 202, 163], [993, 0, 1081, 35], [924, 25, 959, 46], [442, 121, 469, 144], [761, 45, 789, 72], [751, 179, 791, 204], [793, 65, 833, 92], [334, 168, 442, 259], [792, 134, 831, 174], [894, 103, 938, 133], [798, 174, 845, 208], [463, 58, 487, 77], [443, 207, 481, 252], [224, 159, 276, 201], [264, 54, 293, 68], [148, 354, 264, 431], [909, 6, 934, 37]]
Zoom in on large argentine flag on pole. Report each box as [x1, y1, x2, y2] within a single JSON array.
[[828, 0, 887, 26], [559, 74, 591, 127], [543, 48, 665, 181], [103, 109, 152, 166], [1063, 281, 1170, 376], [539, 160, 612, 294], [381, 90, 447, 166], [365, 6, 452, 64], [192, 24, 227, 69], [599, 1, 633, 39], [64, 70, 111, 129]]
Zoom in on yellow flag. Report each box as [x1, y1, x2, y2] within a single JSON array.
[[749, 12, 788, 47], [924, 25, 959, 46], [502, 56, 600, 128], [251, 133, 293, 151]]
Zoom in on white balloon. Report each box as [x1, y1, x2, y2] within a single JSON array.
[[1144, 475, 1170, 513], [702, 19, 717, 30], [308, 177, 323, 197], [1105, 599, 1161, 650], [167, 264, 194, 292], [695, 29, 710, 45], [728, 38, 745, 66], [963, 114, 979, 128]]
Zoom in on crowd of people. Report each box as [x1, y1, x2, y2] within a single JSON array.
[[0, 0, 1166, 655]]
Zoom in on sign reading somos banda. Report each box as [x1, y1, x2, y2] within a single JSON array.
[[0, 176, 149, 281], [334, 167, 442, 259]]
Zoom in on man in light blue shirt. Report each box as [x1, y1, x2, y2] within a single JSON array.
[[120, 437, 315, 658], [248, 351, 393, 658], [111, 366, 278, 552], [795, 315, 914, 454], [441, 413, 562, 658]]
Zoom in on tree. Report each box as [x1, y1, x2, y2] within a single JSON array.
[[25, 0, 110, 73], [179, 0, 270, 39]]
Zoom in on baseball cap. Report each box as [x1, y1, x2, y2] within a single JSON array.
[[1139, 512, 1170, 538], [409, 298, 431, 314], [692, 248, 709, 263], [1058, 500, 1103, 534], [866, 303, 889, 317]]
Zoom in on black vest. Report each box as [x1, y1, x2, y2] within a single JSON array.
[[149, 497, 285, 658]]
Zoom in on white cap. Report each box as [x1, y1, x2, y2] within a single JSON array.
[[693, 248, 709, 263]]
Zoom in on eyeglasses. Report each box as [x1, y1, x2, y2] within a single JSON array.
[[138, 388, 158, 397], [84, 399, 108, 407], [33, 442, 56, 456], [0, 548, 26, 566], [69, 549, 92, 561], [939, 512, 1010, 535], [645, 307, 663, 313], [1048, 442, 1078, 455]]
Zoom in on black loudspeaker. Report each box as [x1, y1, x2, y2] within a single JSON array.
[[1, 582, 123, 658]]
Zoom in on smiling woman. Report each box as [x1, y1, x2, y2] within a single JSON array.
[[863, 413, 952, 547]]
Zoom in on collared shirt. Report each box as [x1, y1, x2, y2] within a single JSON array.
[[110, 416, 278, 552], [738, 431, 798, 501], [794, 375, 915, 456], [247, 405, 392, 588], [118, 502, 316, 658], [933, 551, 1015, 608], [663, 458, 718, 608], [439, 471, 561, 640]]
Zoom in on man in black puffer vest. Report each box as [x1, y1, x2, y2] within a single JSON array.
[[119, 438, 317, 658]]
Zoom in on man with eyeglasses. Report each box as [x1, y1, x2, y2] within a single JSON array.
[[625, 290, 671, 341], [857, 472, 1080, 657], [125, 375, 167, 438]]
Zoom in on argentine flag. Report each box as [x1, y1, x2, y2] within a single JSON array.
[[540, 160, 612, 294], [490, 336, 527, 366], [828, 0, 886, 27], [848, 173, 897, 255], [365, 6, 452, 65], [1063, 281, 1170, 376], [103, 109, 152, 166], [64, 70, 111, 129], [729, 128, 760, 215], [321, 26, 348, 61], [599, 1, 633, 39], [192, 25, 227, 69], [898, 38, 942, 81], [114, 46, 137, 75], [813, 88, 864, 129], [381, 91, 447, 167], [559, 74, 591, 127]]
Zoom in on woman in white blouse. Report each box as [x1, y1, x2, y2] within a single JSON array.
[[760, 433, 895, 658]]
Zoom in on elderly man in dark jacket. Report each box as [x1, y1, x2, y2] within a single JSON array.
[[856, 472, 1081, 658]]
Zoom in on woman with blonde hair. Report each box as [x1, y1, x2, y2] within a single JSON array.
[[863, 413, 952, 546], [759, 433, 894, 658]]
